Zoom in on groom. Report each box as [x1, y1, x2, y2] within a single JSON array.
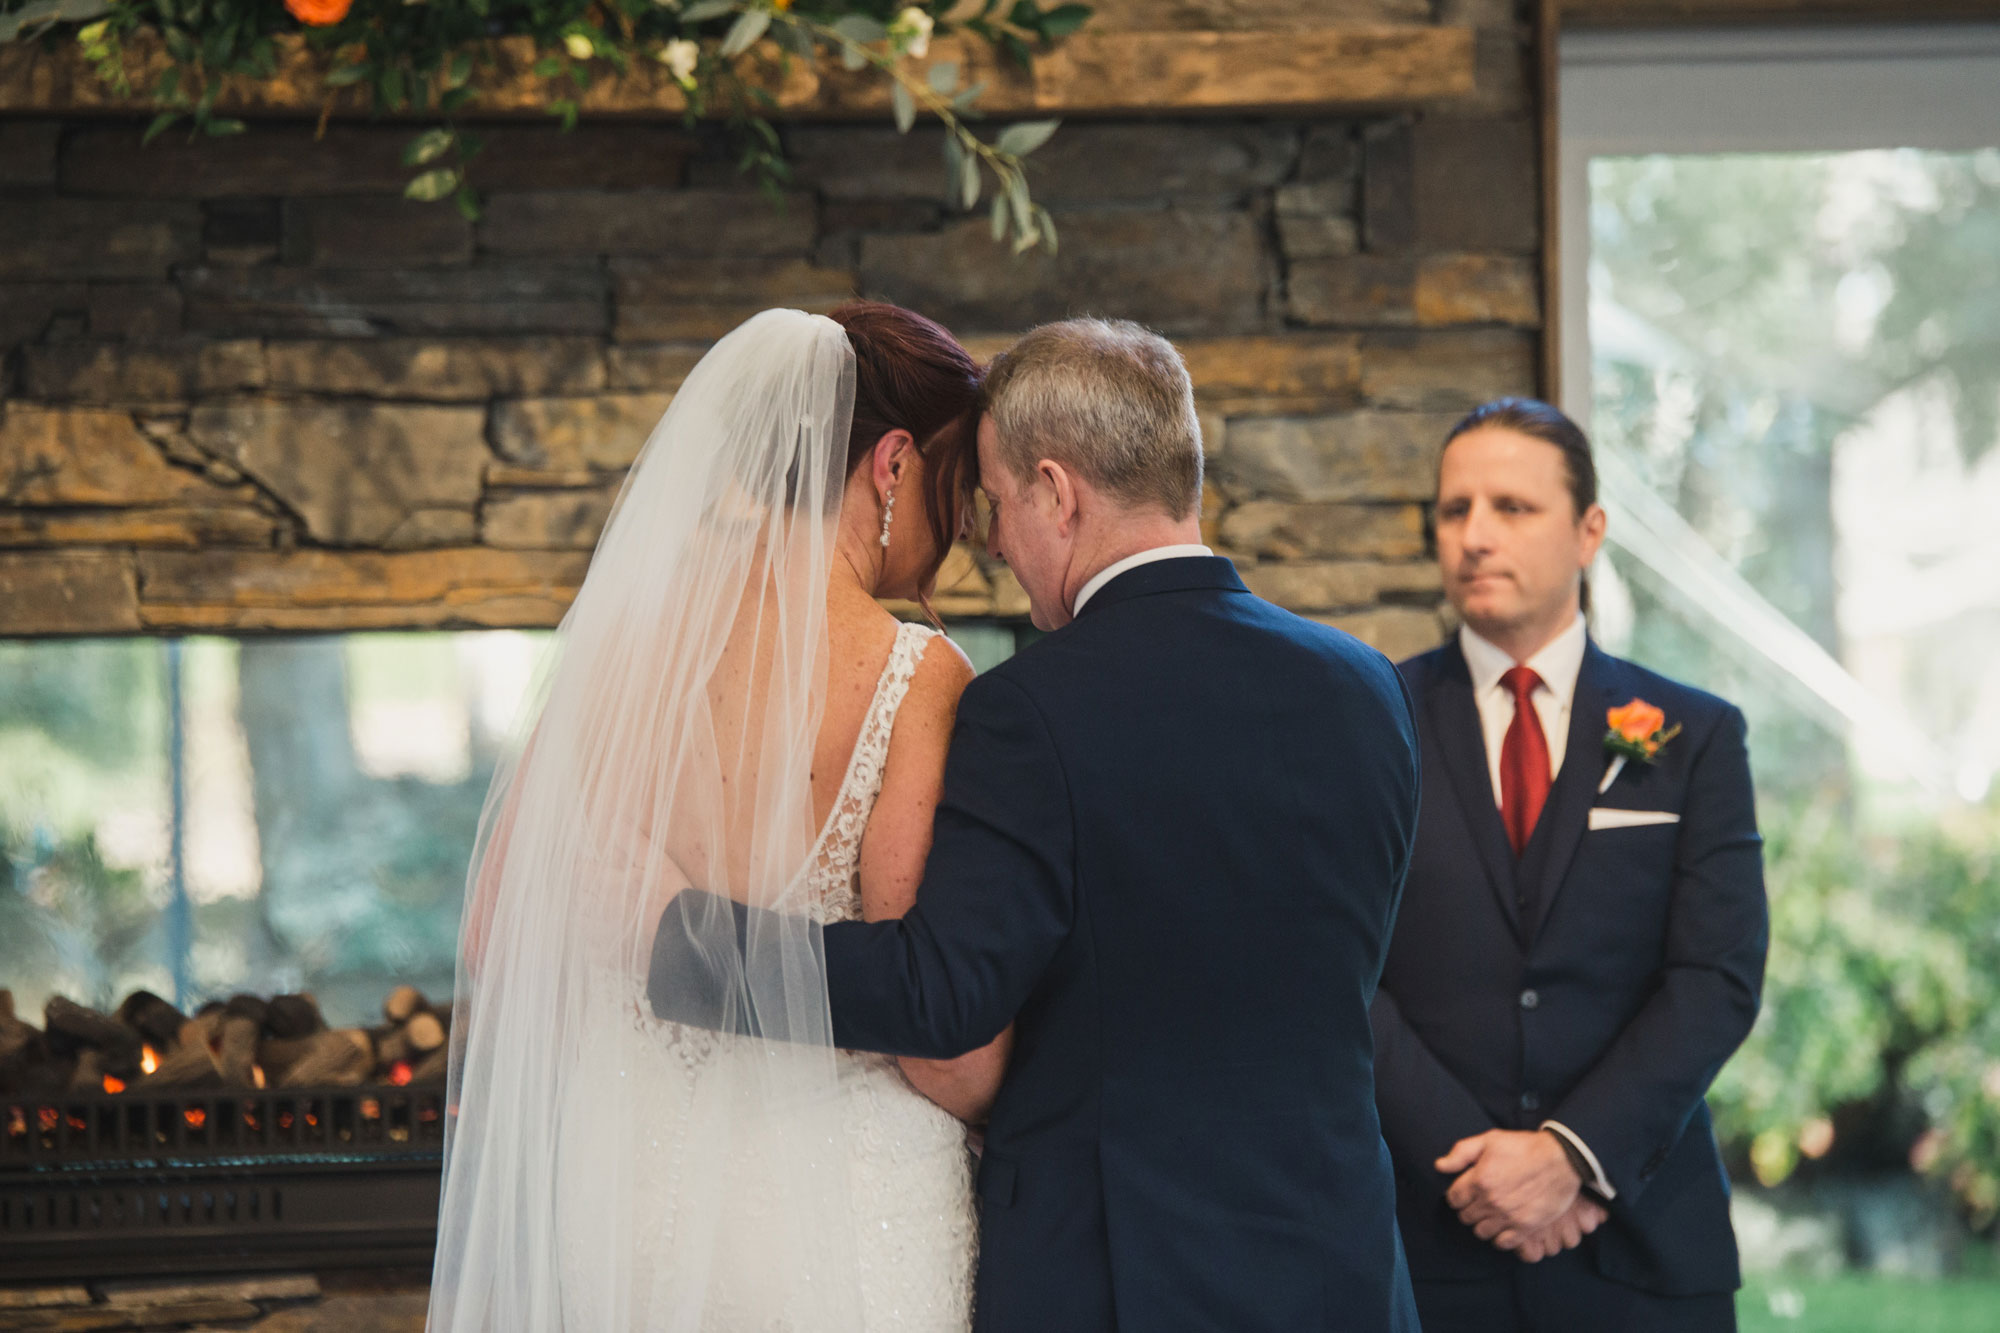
[[1373, 398, 1768, 1331], [660, 318, 1422, 1331]]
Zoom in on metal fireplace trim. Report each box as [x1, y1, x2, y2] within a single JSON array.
[[2, 1083, 443, 1282]]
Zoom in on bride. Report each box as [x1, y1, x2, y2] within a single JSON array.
[[427, 303, 1011, 1331]]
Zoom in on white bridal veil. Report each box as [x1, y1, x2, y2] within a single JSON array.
[[428, 310, 867, 1330]]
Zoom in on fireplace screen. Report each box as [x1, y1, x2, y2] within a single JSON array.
[[0, 631, 548, 1027]]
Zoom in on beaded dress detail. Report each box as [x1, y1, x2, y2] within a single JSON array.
[[556, 621, 977, 1331]]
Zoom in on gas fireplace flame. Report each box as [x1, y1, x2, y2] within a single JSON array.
[[389, 1060, 414, 1087], [102, 1075, 127, 1095], [252, 1064, 267, 1089], [140, 1045, 160, 1076]]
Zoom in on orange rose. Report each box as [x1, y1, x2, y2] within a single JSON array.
[[1607, 699, 1666, 744], [287, 0, 354, 26]]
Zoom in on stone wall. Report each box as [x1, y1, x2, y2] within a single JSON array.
[[0, 4, 1538, 658]]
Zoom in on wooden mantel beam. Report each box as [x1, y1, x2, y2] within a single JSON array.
[[0, 26, 1475, 121], [1561, 0, 2000, 24]]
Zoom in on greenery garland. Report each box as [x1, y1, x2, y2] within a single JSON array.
[[1, 0, 1091, 250]]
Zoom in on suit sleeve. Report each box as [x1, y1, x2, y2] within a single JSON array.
[[1371, 988, 1499, 1198], [818, 671, 1075, 1059], [1369, 663, 1496, 1198], [1545, 704, 1768, 1202]]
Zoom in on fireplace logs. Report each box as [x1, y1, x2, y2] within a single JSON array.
[[0, 986, 453, 1097]]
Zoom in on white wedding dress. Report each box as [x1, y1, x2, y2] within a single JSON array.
[[430, 311, 969, 1333], [555, 620, 978, 1331]]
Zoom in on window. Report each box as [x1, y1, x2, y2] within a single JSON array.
[[0, 621, 1029, 1026], [1560, 20, 2000, 1276]]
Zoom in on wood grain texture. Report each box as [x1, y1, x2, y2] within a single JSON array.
[[1, 28, 1476, 119], [1562, 0, 2000, 25]]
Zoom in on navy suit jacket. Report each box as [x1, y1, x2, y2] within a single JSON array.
[[811, 557, 1422, 1332], [1372, 638, 1767, 1297]]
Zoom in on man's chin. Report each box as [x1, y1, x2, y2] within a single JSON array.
[[1455, 601, 1522, 637]]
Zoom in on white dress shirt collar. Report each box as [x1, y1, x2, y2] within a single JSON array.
[[1072, 544, 1214, 616], [1459, 613, 1588, 709]]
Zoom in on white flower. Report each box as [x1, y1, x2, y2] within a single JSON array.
[[659, 38, 700, 88], [564, 32, 595, 61], [888, 7, 934, 60]]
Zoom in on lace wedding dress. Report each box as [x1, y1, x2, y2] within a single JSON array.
[[555, 621, 977, 1331]]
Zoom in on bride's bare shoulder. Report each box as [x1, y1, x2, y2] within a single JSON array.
[[909, 628, 975, 706]]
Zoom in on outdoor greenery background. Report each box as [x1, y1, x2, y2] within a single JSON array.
[[1590, 148, 2000, 1270]]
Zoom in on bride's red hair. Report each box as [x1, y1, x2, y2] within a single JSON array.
[[828, 301, 983, 605]]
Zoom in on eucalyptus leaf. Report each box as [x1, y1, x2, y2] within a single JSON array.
[[830, 14, 887, 43], [453, 183, 482, 222], [952, 82, 987, 112], [141, 112, 182, 147], [990, 193, 1008, 243], [891, 81, 916, 134], [679, 0, 734, 20], [405, 168, 461, 202], [927, 61, 959, 94], [841, 44, 868, 71], [0, 0, 109, 43], [1006, 170, 1031, 237], [996, 119, 1058, 158], [1040, 3, 1092, 39], [718, 8, 770, 58], [203, 118, 247, 137], [324, 63, 371, 87], [403, 128, 456, 166], [1033, 204, 1058, 256], [959, 152, 982, 211], [780, 20, 816, 60]]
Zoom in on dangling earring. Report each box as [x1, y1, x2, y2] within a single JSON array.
[[879, 487, 896, 549]]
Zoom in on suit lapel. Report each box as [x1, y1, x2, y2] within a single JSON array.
[[1424, 646, 1523, 940], [1517, 642, 1618, 940]]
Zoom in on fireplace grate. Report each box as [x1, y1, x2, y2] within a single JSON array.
[[1, 1083, 443, 1281]]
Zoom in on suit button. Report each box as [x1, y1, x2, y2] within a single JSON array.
[[1520, 1092, 1542, 1112], [1520, 988, 1540, 1010]]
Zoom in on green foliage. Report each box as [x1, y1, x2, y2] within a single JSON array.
[[1739, 1271, 2000, 1333], [3, 0, 1091, 249], [0, 824, 157, 1013], [0, 639, 162, 773], [1710, 799, 2000, 1227]]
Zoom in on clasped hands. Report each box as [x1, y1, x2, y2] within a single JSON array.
[[1435, 1129, 1607, 1264]]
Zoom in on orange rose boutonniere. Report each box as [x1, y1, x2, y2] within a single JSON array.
[[1604, 698, 1680, 764], [286, 0, 354, 27]]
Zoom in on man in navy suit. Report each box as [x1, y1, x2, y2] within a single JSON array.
[[1374, 398, 1768, 1331], [658, 319, 1423, 1331]]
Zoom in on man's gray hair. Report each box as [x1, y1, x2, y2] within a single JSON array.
[[981, 318, 1204, 520]]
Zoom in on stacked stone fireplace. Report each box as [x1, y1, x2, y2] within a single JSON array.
[[0, 2, 1544, 1306]]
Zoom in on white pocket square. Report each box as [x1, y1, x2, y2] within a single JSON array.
[[1588, 808, 1681, 830]]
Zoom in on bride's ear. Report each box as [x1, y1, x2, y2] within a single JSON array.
[[870, 429, 917, 501]]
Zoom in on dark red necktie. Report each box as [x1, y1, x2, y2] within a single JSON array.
[[1500, 666, 1551, 857]]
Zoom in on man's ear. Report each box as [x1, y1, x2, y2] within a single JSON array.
[[1578, 502, 1608, 567], [871, 429, 916, 498], [1039, 460, 1079, 536]]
